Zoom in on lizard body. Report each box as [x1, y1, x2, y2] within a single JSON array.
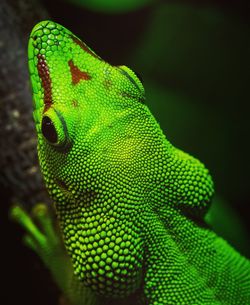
[[25, 20, 250, 304]]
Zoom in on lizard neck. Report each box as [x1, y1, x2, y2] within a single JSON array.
[[141, 208, 211, 303], [142, 205, 250, 304]]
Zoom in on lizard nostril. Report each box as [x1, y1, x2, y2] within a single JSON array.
[[33, 35, 38, 40]]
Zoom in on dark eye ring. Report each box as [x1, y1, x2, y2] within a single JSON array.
[[41, 116, 58, 144], [134, 71, 143, 83]]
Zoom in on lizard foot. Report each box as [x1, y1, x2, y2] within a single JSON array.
[[10, 203, 98, 305]]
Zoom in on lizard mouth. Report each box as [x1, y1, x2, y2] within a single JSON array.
[[55, 178, 98, 204]]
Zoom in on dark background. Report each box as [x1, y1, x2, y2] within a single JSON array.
[[1, 0, 249, 304]]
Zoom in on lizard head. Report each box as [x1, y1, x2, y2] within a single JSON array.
[[28, 21, 214, 299]]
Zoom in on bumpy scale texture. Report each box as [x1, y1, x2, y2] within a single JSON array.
[[28, 21, 250, 304]]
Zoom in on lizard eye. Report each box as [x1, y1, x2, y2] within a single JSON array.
[[117, 65, 145, 103], [41, 110, 70, 149], [42, 116, 57, 144], [134, 71, 143, 83]]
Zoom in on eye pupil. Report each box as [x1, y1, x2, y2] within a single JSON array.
[[41, 116, 58, 144]]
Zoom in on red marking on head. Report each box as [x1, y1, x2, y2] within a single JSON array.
[[68, 59, 91, 85], [71, 35, 100, 59], [37, 54, 53, 113]]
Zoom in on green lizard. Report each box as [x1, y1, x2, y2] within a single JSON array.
[[12, 20, 250, 305]]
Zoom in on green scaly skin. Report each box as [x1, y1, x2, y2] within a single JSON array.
[[15, 20, 250, 304]]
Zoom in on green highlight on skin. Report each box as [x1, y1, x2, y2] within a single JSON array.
[[14, 20, 250, 305]]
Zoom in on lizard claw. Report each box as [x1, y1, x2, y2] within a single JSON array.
[[10, 203, 62, 266]]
